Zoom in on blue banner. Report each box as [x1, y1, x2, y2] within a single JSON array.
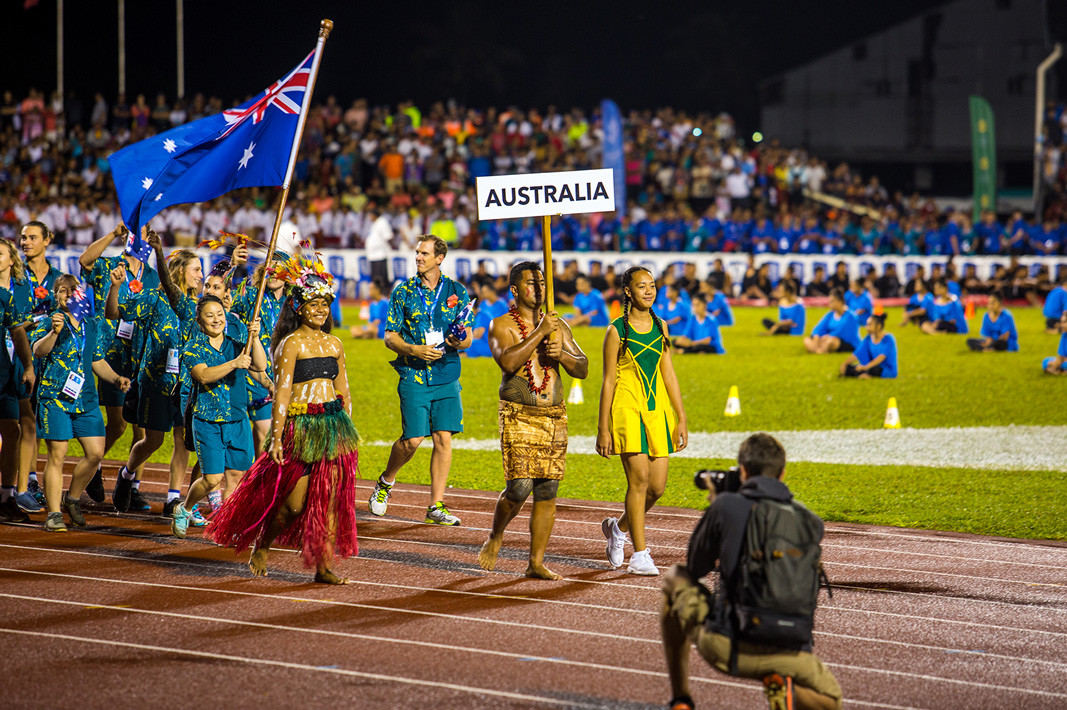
[[600, 99, 626, 215]]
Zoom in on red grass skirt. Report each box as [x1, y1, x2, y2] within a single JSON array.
[[206, 408, 359, 568]]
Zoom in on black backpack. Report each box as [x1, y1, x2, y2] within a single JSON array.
[[727, 496, 830, 664]]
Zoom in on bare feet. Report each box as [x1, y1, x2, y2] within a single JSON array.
[[478, 536, 502, 571], [249, 545, 269, 577], [314, 568, 349, 585], [525, 561, 562, 580]]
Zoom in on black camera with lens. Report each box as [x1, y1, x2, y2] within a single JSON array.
[[694, 466, 741, 494]]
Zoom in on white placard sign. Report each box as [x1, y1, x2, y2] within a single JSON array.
[[476, 168, 615, 220]]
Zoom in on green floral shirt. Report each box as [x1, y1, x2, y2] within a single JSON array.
[[82, 255, 159, 376], [181, 334, 249, 423], [118, 285, 181, 392], [30, 313, 106, 413]]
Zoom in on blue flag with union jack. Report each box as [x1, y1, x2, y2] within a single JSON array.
[[108, 50, 314, 235]]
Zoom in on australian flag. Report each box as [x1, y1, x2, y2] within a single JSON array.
[[68, 283, 93, 322], [108, 50, 315, 235]]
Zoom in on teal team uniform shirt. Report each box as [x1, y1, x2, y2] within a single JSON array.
[[81, 255, 159, 377], [386, 274, 472, 386], [30, 313, 105, 413], [231, 284, 281, 380], [811, 310, 861, 349], [854, 333, 898, 378], [0, 286, 26, 414], [980, 310, 1019, 351], [118, 286, 182, 395], [181, 335, 249, 423]]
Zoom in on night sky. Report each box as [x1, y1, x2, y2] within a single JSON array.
[[3, 0, 948, 130]]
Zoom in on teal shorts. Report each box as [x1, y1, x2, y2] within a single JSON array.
[[191, 416, 254, 476], [36, 400, 105, 441], [398, 378, 463, 440], [136, 382, 181, 433], [98, 378, 126, 408]]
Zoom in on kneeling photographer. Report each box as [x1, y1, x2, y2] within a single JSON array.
[[660, 433, 841, 710]]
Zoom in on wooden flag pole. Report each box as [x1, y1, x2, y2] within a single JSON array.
[[541, 214, 554, 316], [244, 18, 333, 354]]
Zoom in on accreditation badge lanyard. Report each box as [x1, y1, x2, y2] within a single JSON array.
[[4, 278, 13, 360], [116, 265, 140, 340], [418, 281, 445, 349], [61, 320, 86, 399]]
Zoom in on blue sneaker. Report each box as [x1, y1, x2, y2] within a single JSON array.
[[28, 479, 46, 507], [171, 503, 191, 539], [15, 490, 41, 513], [189, 505, 208, 527]]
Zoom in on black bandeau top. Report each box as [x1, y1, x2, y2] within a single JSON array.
[[292, 356, 339, 384]]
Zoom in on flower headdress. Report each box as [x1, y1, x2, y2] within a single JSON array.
[[268, 240, 335, 312]]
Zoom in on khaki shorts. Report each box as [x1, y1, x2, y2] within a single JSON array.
[[666, 577, 842, 707]]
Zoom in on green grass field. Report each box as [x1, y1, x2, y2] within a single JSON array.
[[93, 302, 1067, 540]]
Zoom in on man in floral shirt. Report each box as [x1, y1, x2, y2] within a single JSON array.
[[369, 235, 472, 526]]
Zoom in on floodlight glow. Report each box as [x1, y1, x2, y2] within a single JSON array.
[[752, 131, 764, 143]]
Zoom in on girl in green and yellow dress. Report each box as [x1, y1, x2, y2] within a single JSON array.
[[596, 266, 688, 575]]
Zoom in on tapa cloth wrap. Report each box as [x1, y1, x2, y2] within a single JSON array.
[[206, 400, 360, 568], [498, 400, 568, 481]]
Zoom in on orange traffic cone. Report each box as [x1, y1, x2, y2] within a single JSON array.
[[873, 300, 884, 316], [609, 299, 622, 320], [964, 299, 975, 320]]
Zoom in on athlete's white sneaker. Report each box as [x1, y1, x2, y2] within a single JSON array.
[[369, 477, 393, 516], [425, 501, 461, 526], [602, 517, 627, 568], [627, 548, 659, 576]]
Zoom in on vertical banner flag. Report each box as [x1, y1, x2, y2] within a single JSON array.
[[601, 99, 626, 214], [108, 50, 316, 235], [968, 95, 996, 223]]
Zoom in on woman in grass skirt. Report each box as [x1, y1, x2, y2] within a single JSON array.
[[207, 258, 359, 584]]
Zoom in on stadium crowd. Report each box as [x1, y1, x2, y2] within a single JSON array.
[[4, 88, 1067, 265]]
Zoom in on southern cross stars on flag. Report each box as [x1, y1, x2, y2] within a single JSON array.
[[107, 50, 315, 236]]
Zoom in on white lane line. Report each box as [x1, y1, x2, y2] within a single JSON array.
[[0, 592, 754, 693], [371, 425, 1067, 472], [0, 573, 1052, 702], [0, 627, 612, 708], [822, 526, 1067, 555], [823, 560, 1064, 589], [4, 547, 1065, 644], [827, 660, 1067, 700]]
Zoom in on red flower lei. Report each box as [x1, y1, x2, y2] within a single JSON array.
[[33, 286, 48, 299], [129, 279, 143, 294], [508, 305, 552, 394], [446, 293, 459, 309]]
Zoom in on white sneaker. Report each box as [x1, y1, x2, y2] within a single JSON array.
[[602, 517, 627, 568], [425, 501, 461, 526], [369, 477, 392, 516], [627, 548, 659, 576]]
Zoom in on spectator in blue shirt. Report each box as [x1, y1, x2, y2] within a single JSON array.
[[1043, 275, 1067, 333], [804, 289, 861, 354], [966, 292, 1018, 352], [902, 278, 933, 327], [466, 282, 509, 357], [349, 280, 390, 340], [1043, 312, 1067, 374], [658, 284, 691, 330], [974, 210, 1005, 255], [761, 282, 805, 335], [706, 287, 734, 326], [921, 280, 969, 335], [673, 293, 725, 354], [844, 279, 874, 324], [568, 275, 610, 327], [840, 314, 897, 378]]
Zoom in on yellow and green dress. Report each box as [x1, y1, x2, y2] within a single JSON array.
[[609, 316, 677, 457]]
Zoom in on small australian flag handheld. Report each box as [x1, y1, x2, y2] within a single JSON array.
[[446, 299, 476, 342]]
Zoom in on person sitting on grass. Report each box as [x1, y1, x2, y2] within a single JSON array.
[[920, 279, 968, 335], [804, 289, 860, 354], [567, 274, 610, 327], [966, 292, 1018, 352], [658, 283, 691, 330], [1043, 274, 1066, 334], [349, 279, 389, 340], [1042, 311, 1067, 374], [901, 277, 933, 327], [673, 293, 725, 354], [839, 314, 897, 379], [761, 282, 805, 336], [844, 278, 874, 324], [704, 285, 734, 326]]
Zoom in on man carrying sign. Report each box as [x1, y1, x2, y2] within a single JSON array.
[[370, 234, 473, 526], [478, 261, 588, 579]]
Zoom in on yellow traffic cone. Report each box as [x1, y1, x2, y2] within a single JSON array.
[[884, 397, 901, 429], [724, 385, 741, 417], [567, 379, 584, 405]]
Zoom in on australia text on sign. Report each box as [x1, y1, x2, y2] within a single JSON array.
[[476, 168, 615, 221]]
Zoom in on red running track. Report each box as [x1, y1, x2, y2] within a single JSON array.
[[1, 461, 1065, 709]]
